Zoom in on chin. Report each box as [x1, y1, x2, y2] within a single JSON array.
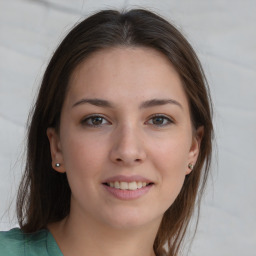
[[102, 207, 161, 230]]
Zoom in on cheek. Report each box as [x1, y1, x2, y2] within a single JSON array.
[[152, 133, 190, 172], [60, 133, 108, 203], [150, 134, 191, 197], [60, 132, 107, 178]]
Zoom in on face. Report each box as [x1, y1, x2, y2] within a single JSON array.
[[47, 47, 202, 230]]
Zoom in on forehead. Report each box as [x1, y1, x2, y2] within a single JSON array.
[[65, 46, 189, 110]]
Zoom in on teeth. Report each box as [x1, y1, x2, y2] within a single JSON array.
[[120, 182, 128, 190], [137, 181, 142, 189], [128, 181, 137, 190], [107, 181, 150, 190], [114, 181, 120, 189]]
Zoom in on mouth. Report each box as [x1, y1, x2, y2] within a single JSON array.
[[103, 181, 154, 191], [102, 175, 154, 199]]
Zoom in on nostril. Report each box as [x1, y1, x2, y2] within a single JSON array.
[[115, 158, 141, 163]]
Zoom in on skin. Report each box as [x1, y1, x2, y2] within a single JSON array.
[[47, 47, 203, 256]]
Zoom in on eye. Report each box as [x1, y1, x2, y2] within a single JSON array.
[[147, 114, 173, 126], [81, 115, 110, 127]]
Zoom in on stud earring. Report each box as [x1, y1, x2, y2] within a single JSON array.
[[55, 163, 61, 167], [188, 163, 194, 170]]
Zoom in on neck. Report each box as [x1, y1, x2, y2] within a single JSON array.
[[49, 212, 159, 256]]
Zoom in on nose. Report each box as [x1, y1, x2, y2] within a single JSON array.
[[109, 125, 146, 166]]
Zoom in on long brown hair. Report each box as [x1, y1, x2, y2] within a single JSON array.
[[17, 9, 213, 256]]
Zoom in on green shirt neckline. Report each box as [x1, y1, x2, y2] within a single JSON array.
[[46, 229, 63, 256], [0, 228, 63, 256]]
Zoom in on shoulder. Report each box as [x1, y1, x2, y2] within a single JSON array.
[[0, 228, 26, 255], [0, 228, 49, 256]]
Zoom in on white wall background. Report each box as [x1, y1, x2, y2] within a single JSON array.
[[0, 0, 255, 255]]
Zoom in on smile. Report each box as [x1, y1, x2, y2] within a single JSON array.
[[105, 181, 152, 190], [102, 175, 154, 200]]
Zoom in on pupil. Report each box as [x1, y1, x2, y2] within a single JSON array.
[[92, 117, 102, 125], [153, 117, 163, 125]]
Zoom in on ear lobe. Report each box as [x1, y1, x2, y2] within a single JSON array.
[[46, 127, 65, 173], [186, 126, 204, 174]]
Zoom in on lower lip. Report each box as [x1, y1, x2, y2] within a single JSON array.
[[102, 184, 153, 200]]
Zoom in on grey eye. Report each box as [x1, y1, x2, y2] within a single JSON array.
[[147, 115, 173, 126]]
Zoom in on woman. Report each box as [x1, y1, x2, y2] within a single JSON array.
[[0, 8, 213, 256]]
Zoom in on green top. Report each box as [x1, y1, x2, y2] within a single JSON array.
[[0, 228, 63, 256]]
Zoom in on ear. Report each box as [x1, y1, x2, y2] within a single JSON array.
[[186, 126, 204, 175], [46, 127, 66, 173]]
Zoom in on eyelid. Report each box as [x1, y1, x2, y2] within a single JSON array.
[[80, 113, 174, 127], [81, 114, 111, 127], [146, 114, 174, 126]]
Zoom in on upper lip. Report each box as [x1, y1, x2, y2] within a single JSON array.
[[102, 175, 153, 184]]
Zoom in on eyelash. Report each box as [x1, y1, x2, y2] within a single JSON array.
[[81, 114, 174, 128], [81, 114, 111, 127], [146, 114, 174, 127]]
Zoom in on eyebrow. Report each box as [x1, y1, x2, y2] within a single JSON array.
[[139, 99, 183, 109], [72, 98, 114, 108], [72, 98, 183, 109]]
